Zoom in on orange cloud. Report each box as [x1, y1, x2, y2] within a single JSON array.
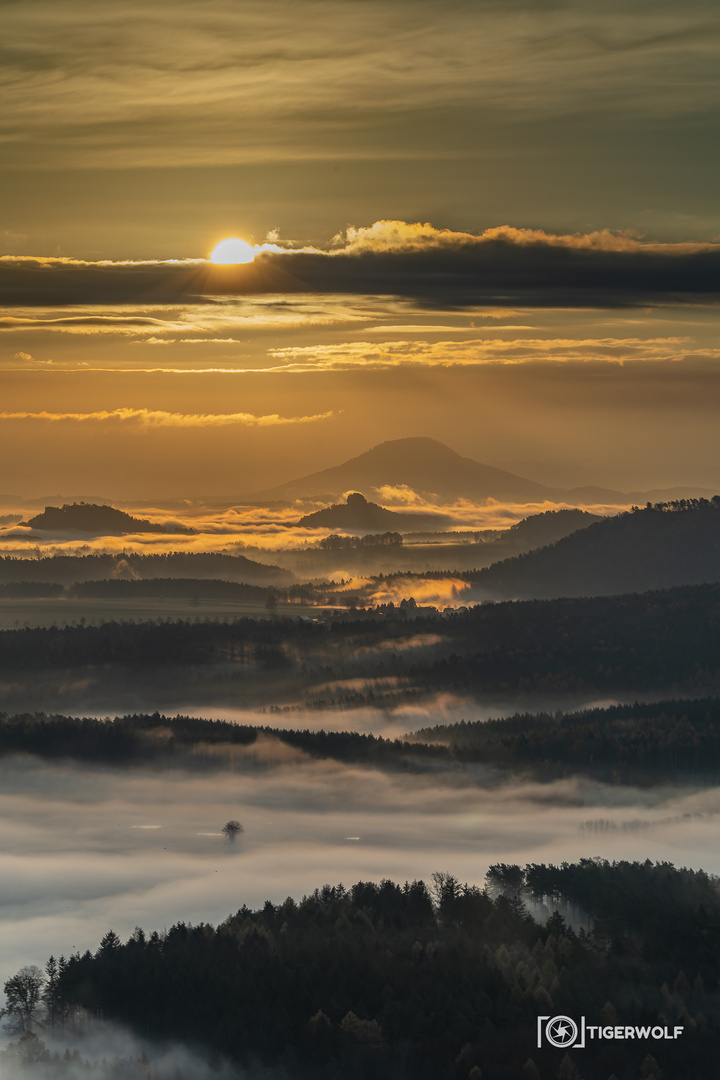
[[0, 408, 333, 427], [268, 335, 696, 370], [367, 577, 472, 608], [332, 220, 720, 256]]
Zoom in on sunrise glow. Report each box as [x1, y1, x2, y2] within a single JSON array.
[[209, 237, 256, 264], [3, 6, 720, 1074]]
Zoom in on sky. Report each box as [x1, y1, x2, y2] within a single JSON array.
[[2, 0, 720, 499]]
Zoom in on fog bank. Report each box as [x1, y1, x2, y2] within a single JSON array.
[[1, 752, 720, 984]]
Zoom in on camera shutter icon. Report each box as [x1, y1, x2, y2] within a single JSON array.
[[545, 1016, 578, 1047]]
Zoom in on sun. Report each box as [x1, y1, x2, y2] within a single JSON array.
[[209, 237, 256, 264]]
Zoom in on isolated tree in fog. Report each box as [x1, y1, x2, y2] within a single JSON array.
[[222, 820, 244, 840], [2, 966, 45, 1032]]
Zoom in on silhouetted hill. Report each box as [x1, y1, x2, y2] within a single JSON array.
[[297, 491, 452, 531], [251, 437, 554, 502], [20, 502, 193, 535], [0, 552, 293, 586], [249, 438, 716, 507], [501, 508, 603, 549], [466, 498, 720, 599]]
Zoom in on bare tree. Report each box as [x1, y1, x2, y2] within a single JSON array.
[[222, 820, 244, 840], [2, 966, 46, 1033]]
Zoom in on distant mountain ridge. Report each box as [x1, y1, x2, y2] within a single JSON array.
[[248, 437, 713, 506], [250, 437, 553, 503], [467, 498, 720, 600]]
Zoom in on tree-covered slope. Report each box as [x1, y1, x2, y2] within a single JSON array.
[[466, 499, 720, 599], [19, 860, 720, 1080], [21, 502, 192, 535]]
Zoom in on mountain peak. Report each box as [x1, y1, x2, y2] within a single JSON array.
[[250, 437, 552, 504]]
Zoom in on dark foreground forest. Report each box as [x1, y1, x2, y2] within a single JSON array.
[[3, 860, 718, 1080]]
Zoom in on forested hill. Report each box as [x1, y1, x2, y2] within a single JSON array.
[[17, 860, 720, 1080], [466, 498, 720, 600], [297, 491, 451, 531], [0, 583, 719, 714], [500, 507, 602, 549], [4, 697, 720, 783], [20, 502, 193, 535]]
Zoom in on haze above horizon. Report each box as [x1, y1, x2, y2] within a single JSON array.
[[2, 0, 720, 499]]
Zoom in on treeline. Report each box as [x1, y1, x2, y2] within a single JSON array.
[[0, 578, 271, 601], [9, 860, 720, 1080], [495, 859, 720, 962], [635, 498, 720, 512], [70, 578, 270, 601], [0, 712, 441, 771], [0, 552, 291, 586], [418, 583, 720, 697], [418, 697, 720, 782], [0, 583, 719, 704], [461, 498, 720, 600], [504, 508, 601, 546], [308, 583, 720, 702], [0, 577, 334, 604], [319, 531, 402, 550], [5, 698, 720, 784]]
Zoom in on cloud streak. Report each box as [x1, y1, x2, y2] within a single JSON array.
[[268, 335, 705, 370], [0, 408, 333, 427]]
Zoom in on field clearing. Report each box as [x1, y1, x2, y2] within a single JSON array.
[[0, 596, 325, 630]]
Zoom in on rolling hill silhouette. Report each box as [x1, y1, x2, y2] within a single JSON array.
[[467, 498, 720, 600], [0, 551, 292, 587], [297, 492, 453, 531], [21, 502, 194, 536]]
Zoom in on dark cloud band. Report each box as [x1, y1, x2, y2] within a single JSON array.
[[3, 229, 720, 308]]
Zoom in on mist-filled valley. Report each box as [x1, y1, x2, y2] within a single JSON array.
[[1, 455, 720, 1079], [11, 721, 720, 983], [7, 0, 720, 1069], [1, 500, 719, 1080], [3, 733, 720, 1080]]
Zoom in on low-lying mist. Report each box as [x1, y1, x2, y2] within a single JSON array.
[[0, 498, 624, 562], [1, 1020, 246, 1080], [2, 743, 720, 985]]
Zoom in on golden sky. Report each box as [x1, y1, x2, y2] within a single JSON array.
[[2, 2, 720, 499]]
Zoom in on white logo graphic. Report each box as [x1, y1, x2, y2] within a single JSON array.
[[538, 1015, 684, 1049], [545, 1016, 578, 1048]]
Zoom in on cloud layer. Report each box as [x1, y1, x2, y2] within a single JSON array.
[[4, 0, 720, 169], [4, 223, 720, 307], [0, 407, 332, 427]]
